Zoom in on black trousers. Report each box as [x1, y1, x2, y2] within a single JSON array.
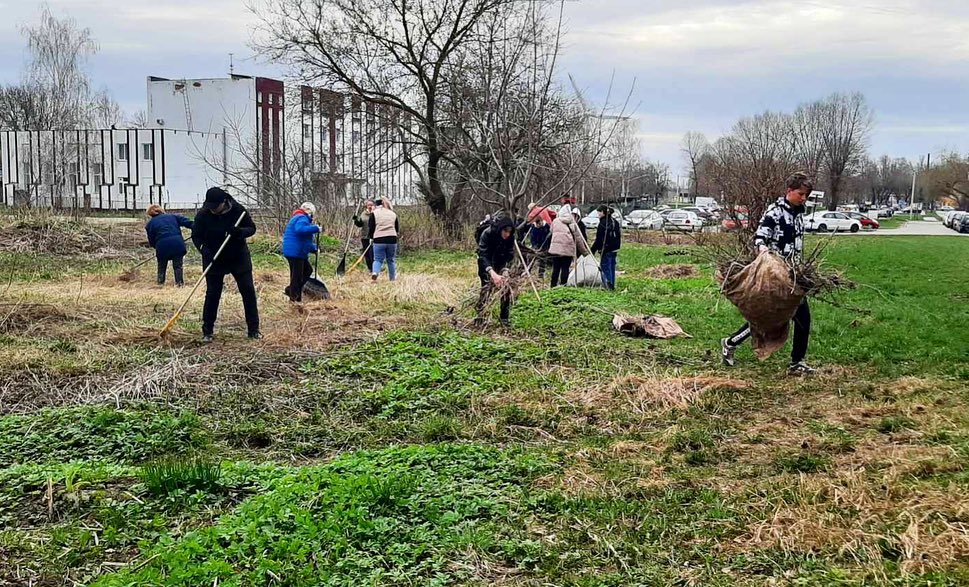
[[727, 299, 811, 364], [476, 274, 511, 321], [157, 255, 185, 285], [203, 262, 259, 336], [361, 239, 374, 272], [550, 255, 572, 287], [285, 256, 312, 302]]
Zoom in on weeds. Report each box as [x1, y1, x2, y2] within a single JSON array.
[[140, 457, 222, 496]]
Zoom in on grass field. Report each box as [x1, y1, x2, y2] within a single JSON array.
[[1, 217, 968, 586]]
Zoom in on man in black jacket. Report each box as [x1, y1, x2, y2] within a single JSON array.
[[475, 216, 516, 326], [721, 172, 814, 375], [590, 205, 622, 290], [191, 187, 260, 343]]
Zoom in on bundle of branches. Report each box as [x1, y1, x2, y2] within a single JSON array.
[[706, 234, 854, 299]]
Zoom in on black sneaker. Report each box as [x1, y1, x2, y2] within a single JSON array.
[[371, 274, 378, 282], [201, 334, 214, 344], [721, 337, 737, 367], [788, 361, 816, 376], [248, 332, 263, 340], [499, 318, 511, 328]]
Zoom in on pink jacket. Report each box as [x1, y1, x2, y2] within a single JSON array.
[[548, 213, 589, 258]]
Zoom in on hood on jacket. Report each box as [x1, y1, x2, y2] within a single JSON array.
[[493, 216, 516, 234], [557, 212, 574, 226]]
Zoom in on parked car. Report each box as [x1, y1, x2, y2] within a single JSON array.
[[948, 211, 967, 231], [846, 211, 879, 229], [582, 210, 600, 229], [683, 206, 717, 222], [664, 210, 703, 231], [945, 211, 965, 228], [869, 208, 893, 219], [625, 209, 664, 230], [957, 214, 969, 234], [721, 213, 749, 231], [804, 211, 862, 233]]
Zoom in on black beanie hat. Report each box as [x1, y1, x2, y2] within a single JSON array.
[[202, 187, 230, 210]]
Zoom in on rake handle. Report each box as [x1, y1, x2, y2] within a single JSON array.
[[160, 211, 248, 336]]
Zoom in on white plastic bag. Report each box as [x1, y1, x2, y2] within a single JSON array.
[[568, 255, 603, 287]]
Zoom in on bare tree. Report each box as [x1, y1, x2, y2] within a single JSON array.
[[859, 156, 913, 206], [920, 152, 969, 210], [680, 131, 708, 196], [257, 0, 523, 230], [812, 92, 874, 210], [0, 85, 50, 130], [709, 111, 798, 235]]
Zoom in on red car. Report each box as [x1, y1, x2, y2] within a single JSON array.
[[847, 211, 879, 229], [721, 213, 749, 231]]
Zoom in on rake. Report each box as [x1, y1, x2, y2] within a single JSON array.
[[160, 211, 247, 337]]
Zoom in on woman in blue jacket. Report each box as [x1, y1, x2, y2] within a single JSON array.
[[145, 205, 193, 286], [281, 202, 322, 302]]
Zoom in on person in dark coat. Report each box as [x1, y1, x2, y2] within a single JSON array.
[[572, 208, 589, 245], [145, 204, 193, 286], [352, 199, 376, 272], [590, 205, 622, 290], [475, 216, 516, 326], [527, 217, 551, 278], [191, 187, 260, 343], [281, 202, 321, 302]]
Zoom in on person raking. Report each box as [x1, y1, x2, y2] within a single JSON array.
[[145, 204, 193, 286], [281, 202, 322, 302], [191, 187, 260, 343], [721, 172, 816, 375]]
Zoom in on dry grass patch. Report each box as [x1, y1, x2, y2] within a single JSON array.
[[579, 374, 748, 413], [736, 463, 969, 573], [644, 264, 700, 279]]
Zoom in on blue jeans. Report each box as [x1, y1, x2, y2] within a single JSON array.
[[373, 243, 397, 281], [600, 251, 617, 289]]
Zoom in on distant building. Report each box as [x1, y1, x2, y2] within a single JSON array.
[[0, 74, 286, 210]]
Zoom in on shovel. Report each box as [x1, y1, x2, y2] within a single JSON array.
[[303, 231, 331, 300], [160, 211, 248, 337], [345, 242, 373, 276]]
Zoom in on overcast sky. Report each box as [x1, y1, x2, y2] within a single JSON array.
[[1, 0, 967, 180]]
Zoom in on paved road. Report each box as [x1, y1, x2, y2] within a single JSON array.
[[861, 220, 968, 236]]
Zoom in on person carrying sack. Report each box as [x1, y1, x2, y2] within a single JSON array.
[[281, 202, 322, 302], [720, 172, 815, 376], [191, 187, 260, 343], [145, 204, 193, 286], [590, 205, 622, 290]]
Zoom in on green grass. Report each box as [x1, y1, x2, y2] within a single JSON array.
[[2, 234, 969, 585], [0, 407, 207, 467]]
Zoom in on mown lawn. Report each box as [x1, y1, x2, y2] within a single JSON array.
[[1, 234, 967, 586]]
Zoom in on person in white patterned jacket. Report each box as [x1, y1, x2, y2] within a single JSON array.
[[721, 172, 816, 376]]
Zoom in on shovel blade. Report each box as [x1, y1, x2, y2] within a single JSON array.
[[335, 254, 347, 277]]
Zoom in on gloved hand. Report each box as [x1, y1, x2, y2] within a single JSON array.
[[229, 226, 244, 238]]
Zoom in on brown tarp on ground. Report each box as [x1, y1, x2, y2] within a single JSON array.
[[612, 314, 691, 339], [717, 252, 806, 360]]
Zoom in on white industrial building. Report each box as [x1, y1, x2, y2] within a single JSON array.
[[1, 74, 284, 210]]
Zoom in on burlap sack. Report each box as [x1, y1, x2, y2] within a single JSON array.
[[612, 314, 691, 339], [718, 253, 806, 360]]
